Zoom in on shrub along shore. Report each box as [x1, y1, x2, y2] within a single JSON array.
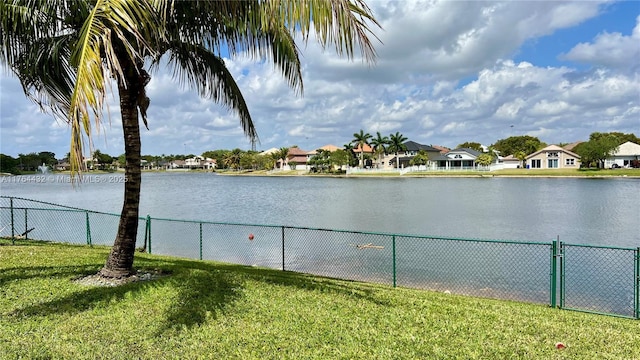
[[1, 240, 638, 359]]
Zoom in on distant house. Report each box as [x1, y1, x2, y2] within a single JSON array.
[[169, 160, 186, 169], [604, 141, 640, 168], [525, 145, 580, 169], [385, 141, 441, 168], [285, 147, 309, 170], [498, 155, 521, 169], [431, 148, 482, 170], [306, 144, 340, 160], [56, 160, 70, 171]]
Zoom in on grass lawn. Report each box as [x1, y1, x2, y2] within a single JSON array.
[[1, 241, 638, 359]]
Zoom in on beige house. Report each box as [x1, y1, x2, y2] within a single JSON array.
[[525, 145, 580, 169]]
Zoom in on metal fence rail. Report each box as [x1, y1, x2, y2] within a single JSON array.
[[1, 196, 638, 319]]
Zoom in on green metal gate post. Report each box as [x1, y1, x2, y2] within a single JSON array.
[[85, 211, 92, 246], [559, 241, 565, 309], [635, 247, 639, 320], [10, 197, 15, 244], [199, 222, 203, 261], [146, 215, 152, 254], [392, 235, 397, 288], [550, 239, 558, 308]]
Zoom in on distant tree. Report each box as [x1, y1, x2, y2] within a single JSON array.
[[308, 149, 331, 172], [239, 151, 258, 170], [409, 149, 429, 166], [514, 151, 527, 168], [573, 133, 621, 168], [370, 132, 390, 168], [93, 150, 114, 169], [587, 132, 639, 146], [388, 132, 408, 169], [223, 149, 243, 170], [330, 149, 350, 170], [351, 129, 372, 168], [475, 153, 493, 167], [457, 142, 483, 152], [343, 143, 358, 167], [0, 154, 19, 174], [492, 136, 545, 156], [202, 150, 228, 169], [17, 153, 41, 171]]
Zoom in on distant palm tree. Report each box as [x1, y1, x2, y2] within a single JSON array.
[[224, 149, 243, 170], [370, 131, 390, 168], [1, 0, 380, 278], [276, 147, 289, 170], [343, 143, 358, 167], [388, 132, 408, 169], [351, 129, 372, 168]]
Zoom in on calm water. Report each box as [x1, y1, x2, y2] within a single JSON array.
[[1, 172, 638, 247]]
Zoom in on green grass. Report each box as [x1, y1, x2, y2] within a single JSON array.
[[1, 242, 638, 359]]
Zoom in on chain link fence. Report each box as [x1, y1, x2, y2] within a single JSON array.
[[1, 196, 638, 319]]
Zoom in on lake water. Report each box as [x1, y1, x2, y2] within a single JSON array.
[[2, 172, 638, 316], [1, 172, 638, 247]]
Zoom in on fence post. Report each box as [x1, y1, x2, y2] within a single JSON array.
[[392, 235, 397, 288], [199, 222, 203, 261], [281, 226, 285, 271], [559, 240, 565, 309], [85, 211, 92, 246], [550, 239, 557, 308], [10, 197, 15, 244], [635, 247, 639, 320], [146, 215, 152, 254], [24, 208, 28, 240]]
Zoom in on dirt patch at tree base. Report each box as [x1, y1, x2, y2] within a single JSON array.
[[73, 269, 170, 287]]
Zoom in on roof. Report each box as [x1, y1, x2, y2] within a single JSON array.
[[287, 147, 308, 156], [431, 145, 450, 154], [525, 145, 580, 160], [449, 148, 483, 157], [307, 144, 340, 155], [403, 141, 440, 152], [562, 141, 582, 152], [501, 155, 520, 162], [613, 141, 640, 156], [259, 147, 280, 155], [353, 144, 373, 153]]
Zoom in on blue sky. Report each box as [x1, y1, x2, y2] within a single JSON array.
[[1, 0, 639, 159]]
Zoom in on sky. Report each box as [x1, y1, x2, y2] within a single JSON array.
[[1, 0, 639, 159]]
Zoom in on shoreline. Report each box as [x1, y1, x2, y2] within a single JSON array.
[[2, 169, 638, 179]]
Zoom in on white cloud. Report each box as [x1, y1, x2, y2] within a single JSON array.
[[561, 15, 640, 71], [1, 0, 638, 158]]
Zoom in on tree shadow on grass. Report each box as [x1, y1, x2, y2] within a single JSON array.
[[142, 257, 393, 307], [0, 265, 100, 286], [6, 255, 392, 335]]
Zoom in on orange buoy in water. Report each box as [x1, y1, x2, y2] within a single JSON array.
[[248, 233, 254, 240]]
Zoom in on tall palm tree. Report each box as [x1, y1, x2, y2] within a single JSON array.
[[351, 129, 372, 168], [388, 132, 408, 169], [370, 131, 390, 168], [1, 0, 380, 278]]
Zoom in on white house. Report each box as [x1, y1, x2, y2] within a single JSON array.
[[604, 141, 640, 168]]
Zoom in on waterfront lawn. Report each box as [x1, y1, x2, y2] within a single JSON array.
[[1, 242, 638, 359]]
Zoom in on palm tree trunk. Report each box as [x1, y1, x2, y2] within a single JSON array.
[[100, 58, 144, 278]]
